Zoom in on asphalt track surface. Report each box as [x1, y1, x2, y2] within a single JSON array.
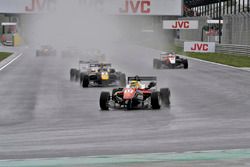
[[0, 43, 250, 160]]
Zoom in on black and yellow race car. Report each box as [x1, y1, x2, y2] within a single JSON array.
[[80, 63, 126, 88]]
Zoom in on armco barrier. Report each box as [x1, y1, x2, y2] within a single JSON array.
[[175, 39, 250, 56]]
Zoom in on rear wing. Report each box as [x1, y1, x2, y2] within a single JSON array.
[[128, 76, 157, 83], [89, 63, 112, 68], [79, 60, 99, 64]]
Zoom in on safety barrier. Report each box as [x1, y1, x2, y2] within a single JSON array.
[[175, 39, 250, 56]]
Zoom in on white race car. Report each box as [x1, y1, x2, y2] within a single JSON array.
[[153, 52, 188, 69]]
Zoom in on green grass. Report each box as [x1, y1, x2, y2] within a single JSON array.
[[0, 52, 12, 62], [174, 46, 250, 68]]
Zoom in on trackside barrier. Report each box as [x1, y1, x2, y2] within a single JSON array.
[[175, 39, 250, 56]]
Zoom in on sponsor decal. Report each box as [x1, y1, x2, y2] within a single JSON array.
[[25, 0, 56, 12], [184, 42, 216, 53], [163, 20, 199, 29], [119, 0, 151, 14]]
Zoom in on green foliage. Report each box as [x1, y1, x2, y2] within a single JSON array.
[[0, 52, 12, 62]]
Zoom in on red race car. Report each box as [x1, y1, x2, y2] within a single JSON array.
[[154, 52, 188, 69], [99, 76, 170, 110]]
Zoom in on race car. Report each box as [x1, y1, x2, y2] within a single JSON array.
[[80, 63, 126, 88], [70, 60, 99, 81], [99, 76, 171, 110], [153, 52, 188, 69], [36, 45, 57, 56]]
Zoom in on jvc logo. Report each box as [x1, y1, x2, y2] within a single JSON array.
[[119, 0, 151, 14], [25, 0, 56, 12], [191, 43, 209, 51], [172, 21, 190, 29]]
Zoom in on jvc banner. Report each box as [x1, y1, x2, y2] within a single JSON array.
[[0, 0, 183, 15], [163, 20, 199, 29], [184, 42, 216, 53]]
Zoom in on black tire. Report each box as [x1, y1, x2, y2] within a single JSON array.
[[70, 68, 76, 81], [151, 92, 161, 109], [36, 50, 41, 56], [80, 72, 86, 85], [100, 92, 110, 110], [75, 70, 80, 81], [153, 59, 157, 69], [160, 88, 171, 106], [82, 75, 89, 88], [127, 100, 132, 110], [119, 73, 126, 87], [156, 59, 161, 69], [110, 68, 116, 73], [183, 59, 188, 69], [153, 59, 160, 69]]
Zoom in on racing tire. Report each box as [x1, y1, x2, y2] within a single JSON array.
[[156, 59, 161, 69], [100, 92, 110, 111], [151, 92, 161, 109], [70, 68, 76, 81], [110, 68, 116, 73], [119, 73, 126, 87], [127, 100, 133, 110], [80, 72, 86, 85], [82, 75, 89, 88], [75, 70, 80, 81], [36, 50, 41, 56], [183, 59, 188, 69], [153, 59, 160, 69], [160, 88, 171, 106]]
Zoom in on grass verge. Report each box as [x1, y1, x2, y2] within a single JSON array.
[[0, 52, 12, 62], [174, 46, 250, 68]]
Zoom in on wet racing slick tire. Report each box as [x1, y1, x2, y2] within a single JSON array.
[[151, 92, 161, 109], [80, 72, 86, 85], [153, 59, 161, 69], [183, 59, 188, 69], [100, 92, 110, 110], [70, 68, 76, 81], [75, 70, 80, 81], [82, 75, 89, 88], [160, 88, 171, 106], [36, 50, 41, 56]]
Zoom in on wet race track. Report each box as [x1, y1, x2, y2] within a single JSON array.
[[0, 43, 250, 160]]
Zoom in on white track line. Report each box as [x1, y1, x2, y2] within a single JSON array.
[[0, 53, 22, 71]]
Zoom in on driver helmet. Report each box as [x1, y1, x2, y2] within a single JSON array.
[[130, 80, 140, 88]]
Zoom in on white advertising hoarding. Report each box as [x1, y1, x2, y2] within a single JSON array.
[[163, 20, 199, 29], [184, 42, 216, 53], [0, 0, 57, 13], [0, 0, 183, 15], [104, 0, 183, 16]]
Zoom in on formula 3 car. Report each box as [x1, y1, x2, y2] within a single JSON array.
[[70, 60, 99, 81], [99, 76, 170, 110], [80, 63, 126, 88], [36, 45, 57, 56], [153, 52, 188, 69]]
